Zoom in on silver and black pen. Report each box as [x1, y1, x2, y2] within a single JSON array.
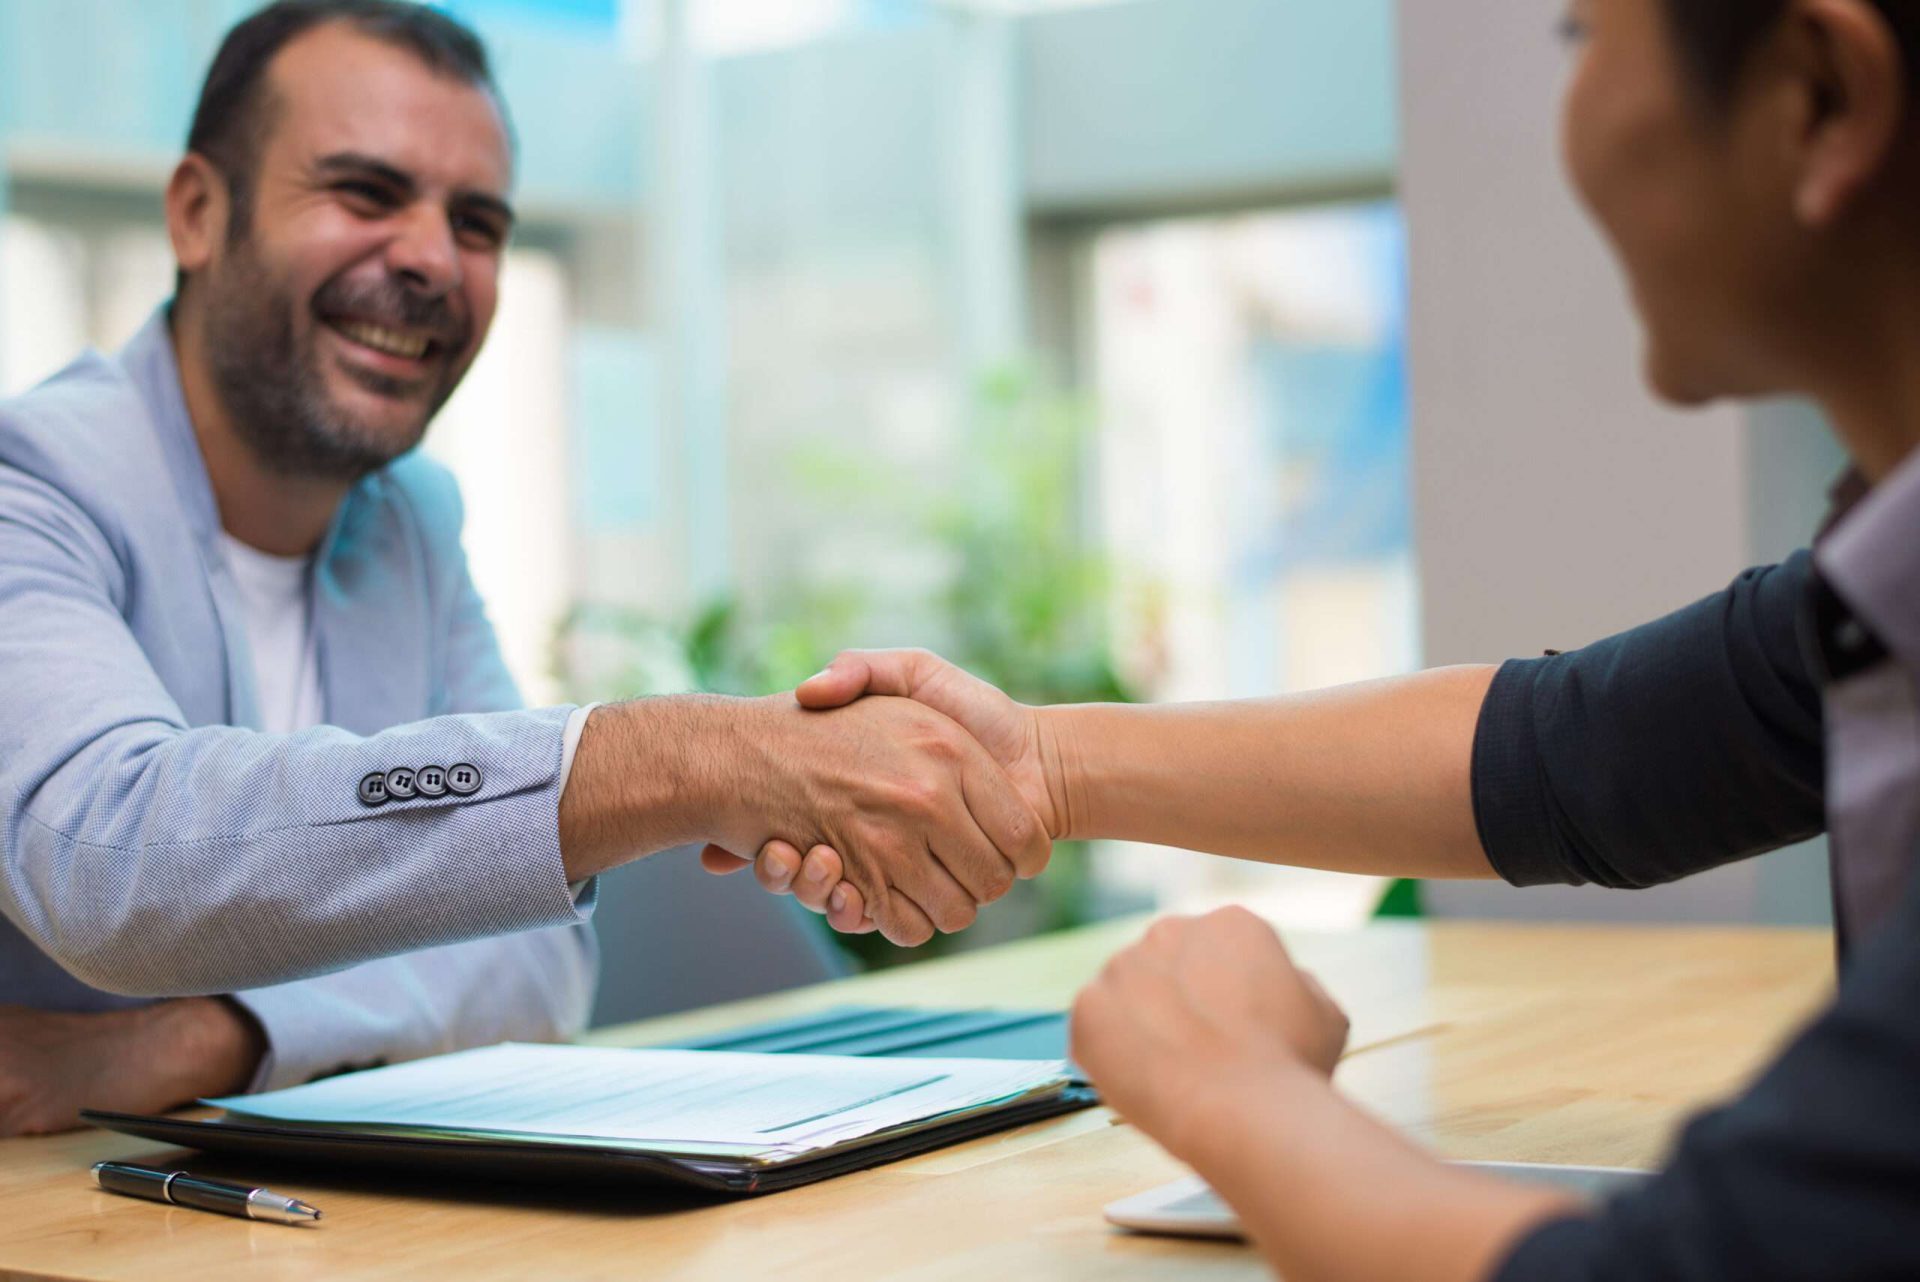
[[91, 1161, 322, 1225]]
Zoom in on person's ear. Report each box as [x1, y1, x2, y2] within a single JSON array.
[[1784, 0, 1906, 226], [165, 153, 232, 278]]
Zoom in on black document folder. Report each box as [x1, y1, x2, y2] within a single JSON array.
[[81, 1087, 1095, 1195], [82, 1006, 1095, 1196]]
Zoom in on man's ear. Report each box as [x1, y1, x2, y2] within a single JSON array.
[[1786, 0, 1906, 226], [165, 153, 231, 278]]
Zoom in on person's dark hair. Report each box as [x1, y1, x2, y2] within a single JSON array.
[[1662, 0, 1920, 107], [177, 0, 502, 289]]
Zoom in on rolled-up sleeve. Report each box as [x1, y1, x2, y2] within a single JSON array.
[[1471, 553, 1826, 889]]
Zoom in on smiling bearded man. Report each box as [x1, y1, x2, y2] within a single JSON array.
[[0, 0, 597, 1137], [0, 0, 1051, 1138], [170, 7, 512, 549]]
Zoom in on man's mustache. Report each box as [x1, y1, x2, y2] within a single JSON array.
[[313, 277, 470, 352]]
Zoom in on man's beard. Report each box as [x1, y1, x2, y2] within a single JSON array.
[[200, 241, 466, 484]]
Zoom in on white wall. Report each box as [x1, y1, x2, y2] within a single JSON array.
[[1398, 0, 1840, 924]]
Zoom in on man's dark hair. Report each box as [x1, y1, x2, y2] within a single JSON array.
[[1662, 0, 1920, 107], [180, 0, 501, 269]]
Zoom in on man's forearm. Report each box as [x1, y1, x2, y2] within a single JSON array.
[[556, 692, 1043, 947], [1038, 665, 1499, 878], [0, 997, 265, 1136], [150, 998, 265, 1102], [557, 696, 751, 881], [1188, 1063, 1572, 1282]]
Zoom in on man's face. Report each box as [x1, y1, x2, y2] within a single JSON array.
[[194, 23, 514, 479], [1559, 0, 1808, 406]]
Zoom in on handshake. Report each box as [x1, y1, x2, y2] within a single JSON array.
[[697, 649, 1060, 947]]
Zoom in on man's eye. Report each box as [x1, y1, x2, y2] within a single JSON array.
[[453, 215, 507, 250], [337, 181, 397, 209], [1556, 13, 1589, 44]]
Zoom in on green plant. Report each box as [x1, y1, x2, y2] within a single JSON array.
[[933, 366, 1132, 707]]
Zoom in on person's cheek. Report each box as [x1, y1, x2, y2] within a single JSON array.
[[1558, 43, 1645, 255], [1558, 45, 1600, 208]]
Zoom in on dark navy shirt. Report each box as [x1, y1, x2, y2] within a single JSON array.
[[1479, 544, 1920, 1279]]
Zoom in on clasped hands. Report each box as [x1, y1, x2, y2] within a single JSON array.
[[708, 649, 1352, 1156], [699, 649, 1067, 945]]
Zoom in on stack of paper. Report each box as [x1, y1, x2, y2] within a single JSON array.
[[209, 1043, 1074, 1165]]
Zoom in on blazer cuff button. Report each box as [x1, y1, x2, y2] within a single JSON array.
[[357, 772, 391, 806]]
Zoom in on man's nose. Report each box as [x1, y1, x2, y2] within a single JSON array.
[[384, 205, 463, 298]]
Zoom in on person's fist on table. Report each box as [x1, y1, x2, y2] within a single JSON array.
[[1069, 907, 1350, 1161]]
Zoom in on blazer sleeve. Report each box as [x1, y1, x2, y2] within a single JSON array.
[[0, 463, 593, 998], [227, 491, 600, 1089], [226, 922, 596, 1090], [1471, 553, 1827, 889]]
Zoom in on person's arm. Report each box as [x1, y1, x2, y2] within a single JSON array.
[[0, 924, 594, 1135], [0, 466, 1043, 996], [1092, 858, 1920, 1282], [744, 555, 1828, 929], [226, 545, 598, 1094], [0, 473, 600, 1132], [1068, 907, 1574, 1282], [227, 925, 595, 1091], [1468, 553, 1824, 889], [720, 658, 1497, 900], [1193, 1071, 1573, 1282], [0, 998, 261, 1136], [1040, 669, 1496, 875], [1055, 552, 1825, 884]]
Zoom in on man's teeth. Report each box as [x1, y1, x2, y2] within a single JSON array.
[[335, 320, 430, 360]]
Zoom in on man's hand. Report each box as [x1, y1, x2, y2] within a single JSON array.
[[1068, 907, 1349, 1163], [699, 650, 1066, 934], [700, 838, 883, 935], [0, 999, 264, 1137], [1068, 910, 1572, 1282], [799, 651, 1060, 834], [571, 691, 1049, 946]]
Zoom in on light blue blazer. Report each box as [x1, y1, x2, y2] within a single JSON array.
[[0, 309, 597, 1088]]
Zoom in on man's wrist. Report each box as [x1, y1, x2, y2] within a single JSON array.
[[1175, 1059, 1572, 1282], [1170, 1053, 1324, 1175], [1034, 704, 1088, 841], [560, 695, 761, 880], [150, 997, 265, 1102]]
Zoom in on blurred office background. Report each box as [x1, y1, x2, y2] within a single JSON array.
[[0, 0, 1843, 1020]]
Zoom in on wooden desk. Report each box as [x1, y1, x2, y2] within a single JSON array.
[[0, 919, 1832, 1281]]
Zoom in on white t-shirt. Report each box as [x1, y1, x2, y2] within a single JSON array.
[[217, 531, 324, 734], [214, 530, 595, 804]]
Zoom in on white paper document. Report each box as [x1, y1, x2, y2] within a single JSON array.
[[210, 1043, 1071, 1160]]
